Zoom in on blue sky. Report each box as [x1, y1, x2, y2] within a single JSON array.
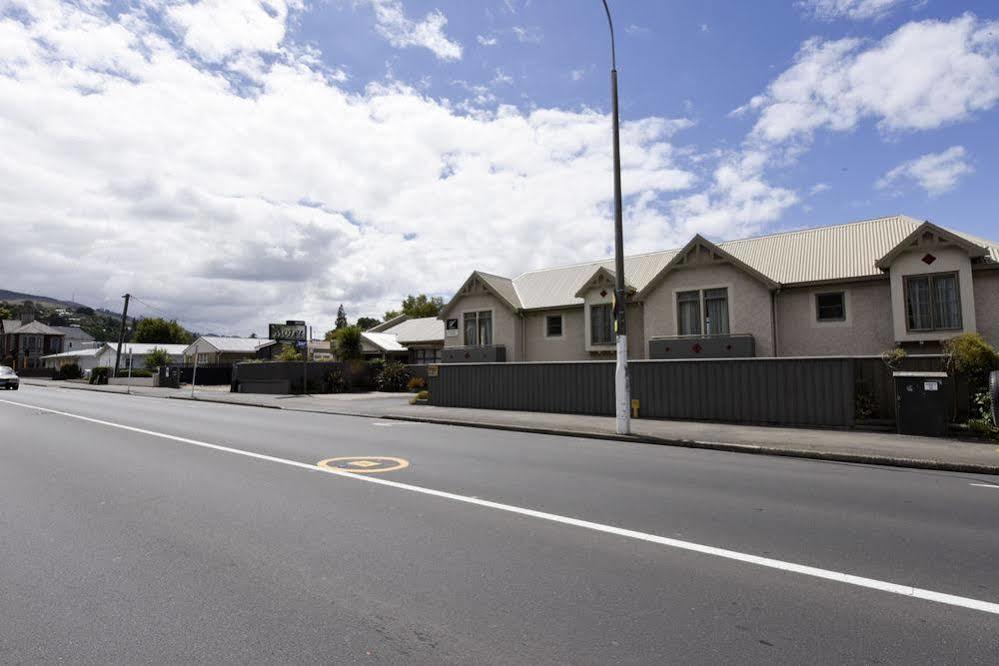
[[1, 0, 996, 332]]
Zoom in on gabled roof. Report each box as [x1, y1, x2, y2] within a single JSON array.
[[186, 336, 276, 354], [573, 266, 635, 298], [40, 348, 104, 360], [874, 220, 990, 269], [361, 331, 408, 352], [440, 271, 522, 317], [637, 234, 778, 299], [3, 320, 65, 336], [454, 215, 997, 311], [380, 316, 444, 343], [103, 343, 189, 356], [52, 326, 95, 341]]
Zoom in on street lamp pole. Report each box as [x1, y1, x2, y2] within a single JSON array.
[[601, 0, 630, 435]]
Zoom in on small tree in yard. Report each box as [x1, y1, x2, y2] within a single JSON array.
[[145, 347, 172, 371], [335, 304, 348, 330], [376, 361, 411, 392], [276, 344, 302, 362], [333, 325, 363, 361]]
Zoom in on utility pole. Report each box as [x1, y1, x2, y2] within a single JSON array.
[[602, 0, 630, 434], [114, 293, 131, 379]]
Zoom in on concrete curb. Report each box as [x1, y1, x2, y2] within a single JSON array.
[[21, 380, 999, 476]]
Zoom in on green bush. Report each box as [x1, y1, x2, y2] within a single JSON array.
[[407, 376, 427, 392], [116, 368, 153, 378], [376, 361, 411, 392], [144, 347, 172, 370], [326, 368, 349, 394], [275, 344, 302, 362], [880, 347, 907, 371], [943, 333, 998, 380], [332, 325, 363, 361], [55, 363, 83, 380], [90, 367, 109, 385]]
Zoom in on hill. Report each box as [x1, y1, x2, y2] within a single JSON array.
[[1, 289, 128, 343]]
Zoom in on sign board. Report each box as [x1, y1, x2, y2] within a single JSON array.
[[924, 381, 939, 392], [427, 364, 439, 378], [445, 319, 459, 337], [269, 322, 307, 343]]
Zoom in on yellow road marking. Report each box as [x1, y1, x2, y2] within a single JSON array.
[[317, 456, 409, 474]]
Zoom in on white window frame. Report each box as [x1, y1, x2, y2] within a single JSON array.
[[543, 313, 564, 339]]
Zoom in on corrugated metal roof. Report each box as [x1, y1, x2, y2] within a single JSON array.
[[40, 348, 103, 360], [195, 337, 275, 353], [361, 331, 408, 352], [500, 215, 998, 309], [381, 316, 444, 343], [477, 272, 522, 309], [114, 343, 188, 355], [3, 320, 66, 336]]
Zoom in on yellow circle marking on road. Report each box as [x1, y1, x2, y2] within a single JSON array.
[[317, 456, 410, 474]]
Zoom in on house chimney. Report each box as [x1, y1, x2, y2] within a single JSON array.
[[20, 310, 35, 325]]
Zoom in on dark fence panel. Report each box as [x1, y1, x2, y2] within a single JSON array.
[[406, 365, 430, 383], [16, 367, 56, 378], [171, 364, 234, 386], [233, 361, 375, 394]]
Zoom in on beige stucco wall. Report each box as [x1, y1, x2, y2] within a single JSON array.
[[776, 280, 894, 356], [973, 269, 999, 348], [642, 263, 775, 356], [523, 307, 585, 361], [888, 246, 977, 342], [442, 292, 523, 360]]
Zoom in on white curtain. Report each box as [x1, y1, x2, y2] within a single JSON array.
[[704, 288, 729, 335]]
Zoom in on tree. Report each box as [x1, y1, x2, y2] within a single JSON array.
[[275, 344, 302, 362], [356, 316, 380, 331], [0, 302, 11, 320], [332, 325, 363, 361], [335, 304, 348, 330], [132, 317, 193, 344], [144, 347, 171, 371], [383, 294, 445, 321]]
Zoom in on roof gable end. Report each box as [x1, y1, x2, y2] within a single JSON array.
[[874, 220, 989, 270], [637, 234, 777, 299], [439, 271, 521, 318]]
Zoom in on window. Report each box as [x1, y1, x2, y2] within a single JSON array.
[[678, 288, 731, 335], [703, 288, 730, 335], [545, 314, 563, 338], [905, 273, 961, 331], [463, 311, 492, 346], [590, 304, 613, 345], [677, 291, 702, 335], [412, 348, 441, 364], [816, 292, 845, 322]]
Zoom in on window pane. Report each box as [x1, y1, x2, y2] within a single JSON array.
[[591, 304, 612, 345], [478, 311, 492, 346], [704, 288, 729, 334], [932, 274, 961, 329], [905, 277, 931, 330], [677, 291, 701, 335], [816, 292, 845, 321], [463, 312, 477, 345], [546, 315, 562, 337]]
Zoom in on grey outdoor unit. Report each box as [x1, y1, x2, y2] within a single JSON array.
[[442, 345, 507, 363], [648, 334, 755, 359]]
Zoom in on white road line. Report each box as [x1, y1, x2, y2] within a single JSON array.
[[970, 483, 999, 489], [3, 396, 998, 617]]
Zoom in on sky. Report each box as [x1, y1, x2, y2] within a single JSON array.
[[1, 0, 997, 335]]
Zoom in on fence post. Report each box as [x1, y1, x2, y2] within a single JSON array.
[[191, 353, 199, 398]]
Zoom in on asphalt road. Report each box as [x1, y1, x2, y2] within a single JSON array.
[[1, 385, 997, 664]]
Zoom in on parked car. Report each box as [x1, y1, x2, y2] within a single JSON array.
[[0, 365, 19, 390]]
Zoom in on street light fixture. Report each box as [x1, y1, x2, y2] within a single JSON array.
[[601, 0, 630, 435]]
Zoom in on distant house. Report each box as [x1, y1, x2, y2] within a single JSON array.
[[183, 336, 277, 364], [438, 216, 999, 361], [362, 315, 444, 363], [40, 347, 104, 372], [52, 325, 97, 351], [1, 314, 66, 369], [95, 343, 188, 370]]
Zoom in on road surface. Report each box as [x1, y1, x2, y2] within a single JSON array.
[[1, 385, 997, 663]]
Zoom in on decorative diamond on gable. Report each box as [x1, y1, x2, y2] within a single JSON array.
[[922, 253, 937, 265], [599, 289, 608, 297], [692, 343, 703, 354]]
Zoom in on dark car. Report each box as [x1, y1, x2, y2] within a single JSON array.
[[0, 365, 19, 390]]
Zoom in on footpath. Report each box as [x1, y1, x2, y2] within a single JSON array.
[[20, 378, 999, 475]]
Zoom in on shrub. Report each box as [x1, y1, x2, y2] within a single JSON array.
[[410, 390, 430, 405], [943, 333, 998, 381], [880, 347, 907, 371], [333, 325, 363, 361], [116, 368, 152, 378], [55, 363, 83, 380], [144, 347, 172, 370], [854, 386, 875, 421], [326, 368, 349, 394], [407, 376, 427, 392], [376, 361, 411, 392], [90, 367, 109, 385]]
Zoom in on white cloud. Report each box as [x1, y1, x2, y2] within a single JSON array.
[[0, 0, 704, 333], [876, 146, 973, 195], [369, 0, 462, 61], [699, 24, 709, 33], [570, 68, 585, 82], [476, 34, 498, 46], [512, 26, 542, 44], [167, 0, 301, 62], [796, 0, 912, 21], [742, 15, 999, 145], [491, 68, 513, 86], [809, 182, 831, 195]]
